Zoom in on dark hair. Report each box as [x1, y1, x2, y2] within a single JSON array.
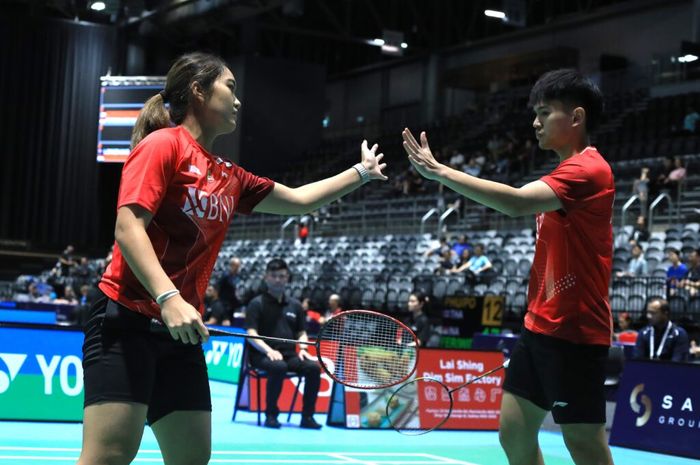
[[131, 52, 228, 148], [528, 69, 604, 132], [668, 248, 680, 257], [266, 258, 289, 273], [632, 243, 643, 252], [411, 291, 430, 307]]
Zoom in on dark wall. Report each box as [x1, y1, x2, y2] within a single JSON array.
[[0, 16, 117, 254], [237, 56, 325, 175]]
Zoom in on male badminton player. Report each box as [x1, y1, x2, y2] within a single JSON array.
[[402, 69, 614, 465], [78, 52, 387, 465]]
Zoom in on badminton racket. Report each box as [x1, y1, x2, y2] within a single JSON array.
[[386, 358, 509, 435], [178, 309, 418, 389]]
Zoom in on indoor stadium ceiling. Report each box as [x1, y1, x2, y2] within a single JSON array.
[[7, 0, 647, 75]]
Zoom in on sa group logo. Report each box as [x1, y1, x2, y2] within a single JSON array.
[[0, 353, 27, 394], [630, 383, 652, 427]]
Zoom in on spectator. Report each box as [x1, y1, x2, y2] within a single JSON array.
[[324, 294, 343, 322], [298, 223, 309, 245], [679, 248, 700, 297], [303, 297, 324, 325], [665, 156, 687, 193], [684, 106, 700, 134], [451, 235, 472, 260], [614, 312, 638, 344], [449, 244, 493, 284], [448, 248, 472, 273], [244, 259, 322, 429], [616, 243, 648, 277], [634, 298, 689, 362], [690, 339, 700, 361], [423, 236, 450, 258], [435, 248, 456, 275], [407, 292, 440, 347], [72, 257, 92, 291], [448, 149, 465, 168], [58, 245, 76, 277], [654, 156, 675, 193], [78, 284, 91, 306], [632, 166, 650, 215], [54, 285, 78, 305], [204, 285, 230, 326], [218, 257, 242, 316], [27, 282, 49, 303], [628, 215, 650, 244], [666, 248, 689, 295], [463, 158, 482, 177]]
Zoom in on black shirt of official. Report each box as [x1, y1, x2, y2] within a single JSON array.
[[204, 297, 229, 324], [412, 313, 435, 347], [245, 293, 305, 357], [218, 272, 241, 311]]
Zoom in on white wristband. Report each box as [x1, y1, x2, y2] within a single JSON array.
[[156, 289, 180, 306], [352, 163, 370, 184]]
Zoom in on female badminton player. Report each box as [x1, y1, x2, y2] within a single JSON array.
[[77, 52, 387, 465], [401, 69, 614, 465]]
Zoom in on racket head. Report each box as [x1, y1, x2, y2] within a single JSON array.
[[386, 377, 453, 435], [316, 309, 418, 389]]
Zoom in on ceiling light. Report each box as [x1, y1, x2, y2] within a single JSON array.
[[90, 1, 106, 11], [679, 54, 698, 63], [484, 9, 506, 19]]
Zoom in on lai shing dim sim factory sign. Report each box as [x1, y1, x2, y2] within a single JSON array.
[[610, 360, 700, 459]]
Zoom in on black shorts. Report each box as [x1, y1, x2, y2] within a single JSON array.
[[503, 328, 608, 424], [82, 291, 211, 425]]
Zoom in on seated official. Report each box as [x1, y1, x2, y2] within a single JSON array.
[[245, 259, 322, 429], [634, 298, 689, 362]]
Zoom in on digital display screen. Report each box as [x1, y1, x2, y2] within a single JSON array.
[[97, 78, 165, 163]]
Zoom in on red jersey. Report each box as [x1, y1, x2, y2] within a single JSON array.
[[525, 147, 615, 346], [99, 126, 274, 320]]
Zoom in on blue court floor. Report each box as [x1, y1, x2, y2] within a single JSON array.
[[0, 381, 696, 464]]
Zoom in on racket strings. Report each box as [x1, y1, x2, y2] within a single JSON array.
[[318, 311, 417, 389]]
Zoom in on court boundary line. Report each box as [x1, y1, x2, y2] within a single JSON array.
[[0, 448, 482, 465]]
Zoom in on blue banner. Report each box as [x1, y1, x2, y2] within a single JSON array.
[[610, 360, 700, 459]]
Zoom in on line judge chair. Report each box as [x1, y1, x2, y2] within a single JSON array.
[[232, 344, 301, 426]]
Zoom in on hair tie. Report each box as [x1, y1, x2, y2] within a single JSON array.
[[159, 90, 169, 103]]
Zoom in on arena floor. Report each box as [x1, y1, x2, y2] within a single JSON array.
[[0, 381, 696, 465]]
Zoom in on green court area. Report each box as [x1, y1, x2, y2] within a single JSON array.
[[0, 382, 695, 465]]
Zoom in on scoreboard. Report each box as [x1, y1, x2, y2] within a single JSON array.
[[97, 76, 165, 163]]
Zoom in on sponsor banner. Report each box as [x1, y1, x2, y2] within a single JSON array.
[[0, 327, 84, 421], [203, 326, 245, 384], [610, 360, 700, 459], [0, 325, 246, 421], [344, 349, 504, 430]]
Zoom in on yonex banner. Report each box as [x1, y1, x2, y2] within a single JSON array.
[[0, 324, 245, 421], [610, 360, 700, 459], [0, 327, 84, 421]]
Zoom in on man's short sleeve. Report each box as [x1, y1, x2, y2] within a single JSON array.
[[540, 157, 609, 212], [117, 130, 179, 214], [244, 297, 262, 330], [234, 165, 275, 215]]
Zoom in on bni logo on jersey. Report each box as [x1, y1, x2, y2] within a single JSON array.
[[0, 353, 27, 394], [182, 187, 236, 223]]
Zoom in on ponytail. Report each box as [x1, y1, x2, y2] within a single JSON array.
[[130, 93, 171, 149]]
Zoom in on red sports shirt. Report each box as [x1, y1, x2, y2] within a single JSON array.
[[99, 126, 274, 320], [525, 147, 615, 346]]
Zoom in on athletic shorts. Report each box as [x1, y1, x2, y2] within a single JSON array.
[[82, 291, 211, 425], [502, 328, 608, 424]]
